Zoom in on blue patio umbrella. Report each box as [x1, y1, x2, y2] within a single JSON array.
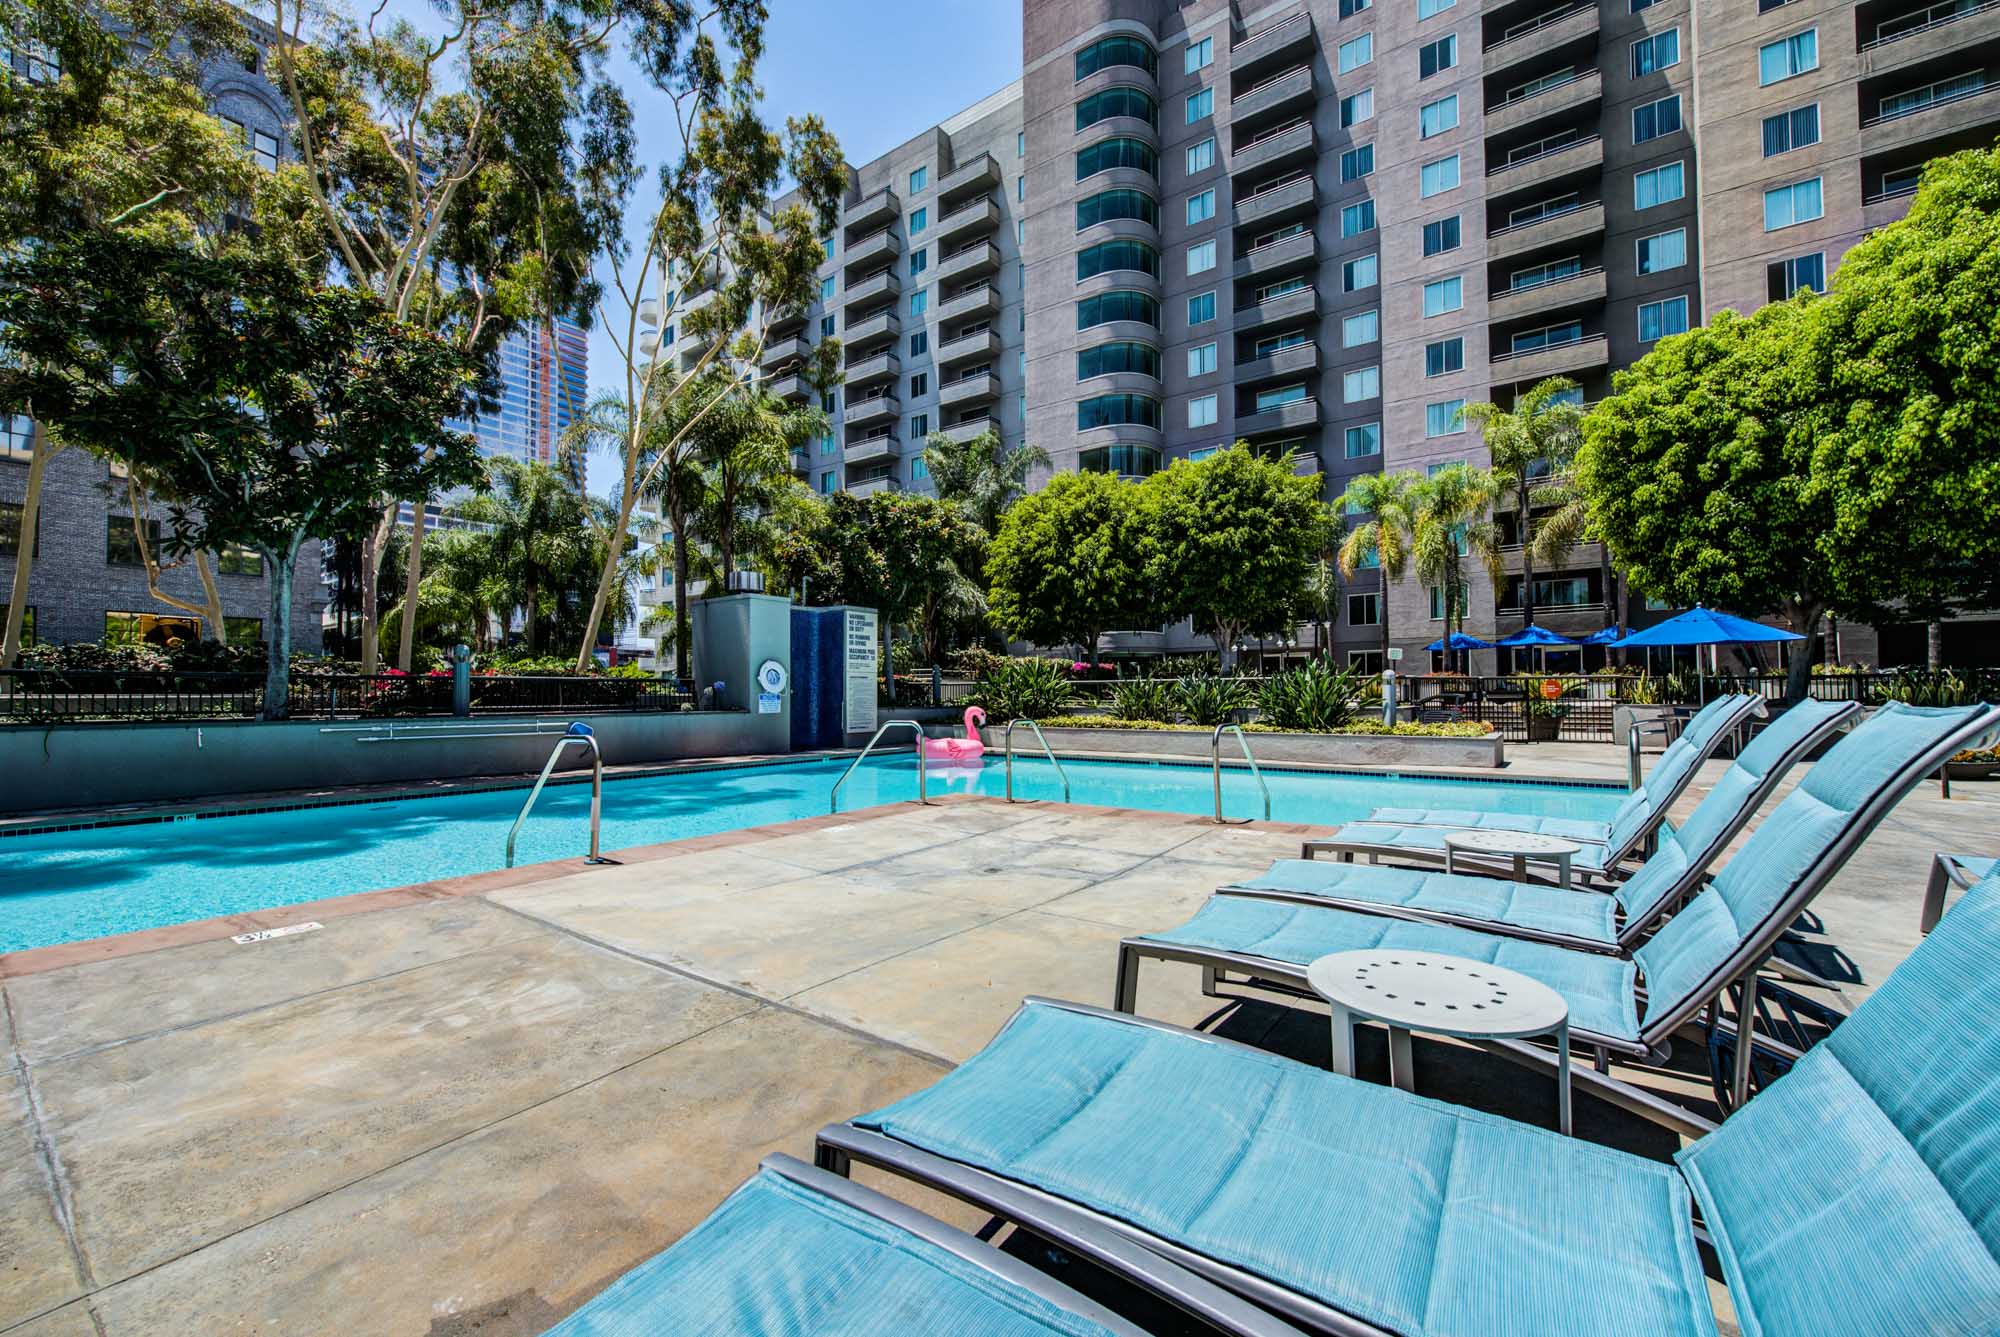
[[1580, 624, 1627, 646], [1493, 624, 1580, 648], [1613, 605, 1803, 648], [1424, 631, 1494, 652]]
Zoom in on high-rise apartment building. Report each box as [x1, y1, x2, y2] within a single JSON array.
[[456, 318, 590, 469], [768, 0, 2000, 667]]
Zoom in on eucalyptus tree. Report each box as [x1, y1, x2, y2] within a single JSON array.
[[1410, 463, 1504, 671], [1459, 378, 1587, 627], [1334, 470, 1420, 666]]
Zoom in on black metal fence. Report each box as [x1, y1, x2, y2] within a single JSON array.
[[0, 669, 699, 722]]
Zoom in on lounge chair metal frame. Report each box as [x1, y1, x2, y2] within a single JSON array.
[[1110, 703, 2000, 1130], [1218, 700, 1863, 955]]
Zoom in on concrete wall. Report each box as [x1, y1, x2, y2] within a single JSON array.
[[0, 711, 773, 815]]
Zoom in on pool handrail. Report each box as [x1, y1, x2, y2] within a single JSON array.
[[1004, 718, 1071, 804], [505, 729, 609, 868], [1211, 724, 1271, 824], [829, 719, 930, 814]]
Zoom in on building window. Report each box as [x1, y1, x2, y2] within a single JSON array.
[[1017, 175, 1025, 201], [1425, 399, 1466, 437], [1347, 593, 1381, 626], [1419, 155, 1460, 198], [1763, 177, 1823, 230], [911, 412, 930, 436], [1512, 321, 1581, 354], [819, 470, 835, 494], [1077, 393, 1161, 430], [909, 372, 929, 398], [910, 166, 928, 193], [1075, 34, 1157, 80], [218, 544, 263, 577], [1635, 227, 1687, 274], [1338, 34, 1374, 73], [1077, 189, 1159, 230], [1422, 275, 1462, 317], [1631, 29, 1680, 77], [1188, 342, 1217, 375], [1077, 341, 1161, 379], [105, 610, 202, 647], [0, 605, 33, 644], [1423, 215, 1460, 256], [1254, 385, 1307, 413], [249, 129, 279, 171], [819, 275, 836, 303], [1188, 290, 1216, 324], [1186, 188, 1215, 224], [1340, 145, 1375, 182], [1339, 0, 1371, 15], [1017, 130, 1025, 157], [909, 247, 928, 276], [1342, 199, 1377, 236], [0, 501, 32, 559], [1419, 34, 1456, 79], [1343, 366, 1381, 402], [1076, 137, 1158, 180], [1759, 29, 1817, 85], [1184, 35, 1212, 73], [1638, 295, 1690, 341], [106, 515, 162, 566], [1185, 87, 1213, 123], [1077, 290, 1160, 329], [1419, 94, 1458, 139], [1343, 253, 1379, 291], [910, 207, 928, 234], [1632, 95, 1681, 144], [1768, 253, 1826, 300], [911, 456, 930, 480], [1, 412, 34, 462], [1340, 89, 1374, 127], [1762, 104, 1819, 157], [1342, 309, 1379, 347], [910, 331, 929, 356], [910, 290, 928, 316], [1076, 239, 1160, 280], [1344, 423, 1381, 458], [1188, 394, 1218, 427], [822, 235, 836, 260], [1634, 161, 1685, 209], [1186, 137, 1215, 174], [1425, 338, 1463, 377], [1186, 240, 1216, 275]]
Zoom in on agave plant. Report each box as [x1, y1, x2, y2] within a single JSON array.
[[1258, 660, 1365, 732], [1174, 674, 1254, 727], [1108, 677, 1176, 723]]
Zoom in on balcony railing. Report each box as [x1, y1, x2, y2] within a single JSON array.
[[1864, 0, 2000, 50], [1863, 72, 1992, 126], [1486, 133, 1601, 177], [1232, 63, 1310, 105], [1489, 67, 1592, 114], [1485, 2, 1595, 56]]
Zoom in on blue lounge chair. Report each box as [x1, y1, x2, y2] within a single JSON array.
[[1113, 702, 1999, 1125], [1306, 693, 1766, 878], [542, 1153, 1302, 1336], [820, 864, 2000, 1336], [1217, 698, 1859, 952]]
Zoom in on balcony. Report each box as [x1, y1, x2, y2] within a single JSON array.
[[937, 327, 1000, 366], [843, 308, 900, 351], [1485, 68, 1602, 139], [1232, 173, 1316, 229], [844, 392, 899, 427], [1484, 4, 1598, 77], [1490, 331, 1608, 381], [1861, 3, 2000, 77], [1235, 396, 1320, 438], [1861, 76, 2000, 155], [939, 153, 1001, 204], [938, 371, 999, 409], [638, 296, 660, 326], [1230, 64, 1314, 124], [1489, 266, 1606, 321], [941, 417, 997, 444], [1234, 228, 1316, 282], [1231, 9, 1313, 76], [1234, 285, 1318, 331], [789, 448, 810, 477], [767, 371, 811, 403], [848, 474, 901, 497], [936, 196, 1002, 244], [1488, 199, 1605, 261], [1235, 341, 1318, 386], [845, 349, 900, 387], [844, 187, 898, 233], [1231, 119, 1315, 178], [935, 240, 1001, 284], [843, 228, 901, 274], [1485, 134, 1603, 198], [760, 334, 811, 369], [843, 269, 899, 309], [844, 433, 897, 464], [937, 284, 1001, 323]]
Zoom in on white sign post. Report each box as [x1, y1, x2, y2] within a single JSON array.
[[844, 609, 879, 735]]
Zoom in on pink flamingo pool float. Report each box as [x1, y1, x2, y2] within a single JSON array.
[[922, 706, 988, 763]]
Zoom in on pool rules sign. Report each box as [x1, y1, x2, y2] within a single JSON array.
[[844, 608, 879, 735]]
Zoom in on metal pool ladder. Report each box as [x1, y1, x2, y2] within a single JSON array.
[[1211, 724, 1271, 824], [506, 726, 611, 868], [1003, 719, 1071, 803], [829, 719, 930, 814]]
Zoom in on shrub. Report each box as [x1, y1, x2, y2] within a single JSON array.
[[20, 641, 172, 673], [1108, 676, 1176, 723], [950, 646, 1008, 680], [1035, 714, 1493, 738], [1258, 660, 1364, 732], [1173, 674, 1253, 727], [961, 656, 1075, 723]]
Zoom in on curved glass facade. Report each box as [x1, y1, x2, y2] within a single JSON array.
[[1074, 34, 1157, 81], [1077, 393, 1162, 430], [1075, 86, 1157, 131], [1076, 341, 1162, 380], [1078, 443, 1163, 476], [1076, 239, 1160, 281], [1075, 137, 1158, 181], [1076, 189, 1159, 230], [1075, 290, 1160, 329]]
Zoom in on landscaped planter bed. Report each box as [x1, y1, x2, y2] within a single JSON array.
[[978, 723, 1505, 769]]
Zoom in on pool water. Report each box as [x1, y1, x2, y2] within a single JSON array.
[[0, 755, 1620, 953]]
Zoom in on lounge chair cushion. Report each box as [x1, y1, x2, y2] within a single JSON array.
[[1311, 821, 1618, 873], [859, 1001, 1715, 1337], [1142, 894, 1641, 1041], [1675, 870, 2000, 1336], [1363, 807, 1617, 844], [543, 1166, 1127, 1336], [1235, 859, 1621, 945]]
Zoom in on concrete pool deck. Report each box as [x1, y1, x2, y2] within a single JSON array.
[[0, 750, 1992, 1335]]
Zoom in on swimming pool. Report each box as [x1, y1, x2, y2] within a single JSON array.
[[0, 754, 1621, 953]]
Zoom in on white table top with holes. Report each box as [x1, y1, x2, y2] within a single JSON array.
[[1306, 948, 1573, 1133], [1441, 828, 1584, 887]]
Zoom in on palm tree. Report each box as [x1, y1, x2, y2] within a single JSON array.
[[690, 387, 826, 586], [1411, 463, 1505, 672], [453, 458, 599, 656], [1335, 470, 1421, 666], [1459, 377, 1588, 630], [920, 427, 1051, 534]]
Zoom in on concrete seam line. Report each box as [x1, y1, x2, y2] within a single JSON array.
[[2, 982, 97, 1292]]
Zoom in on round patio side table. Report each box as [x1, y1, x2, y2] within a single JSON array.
[[1442, 828, 1583, 888]]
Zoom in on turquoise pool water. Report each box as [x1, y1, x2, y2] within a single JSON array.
[[0, 755, 1620, 953]]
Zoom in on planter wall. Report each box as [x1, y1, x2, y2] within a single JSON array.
[[978, 724, 1504, 769]]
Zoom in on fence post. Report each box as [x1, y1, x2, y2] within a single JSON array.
[[1380, 669, 1397, 727], [451, 644, 471, 717]]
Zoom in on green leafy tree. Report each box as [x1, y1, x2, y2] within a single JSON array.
[[987, 470, 1154, 663], [448, 458, 608, 656], [689, 386, 827, 587], [1146, 445, 1331, 668], [920, 427, 1051, 535], [1335, 470, 1420, 666], [803, 492, 986, 669], [1410, 463, 1503, 670], [1459, 378, 1588, 627], [0, 233, 482, 715]]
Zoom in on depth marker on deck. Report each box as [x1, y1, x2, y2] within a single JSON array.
[[232, 922, 324, 945]]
